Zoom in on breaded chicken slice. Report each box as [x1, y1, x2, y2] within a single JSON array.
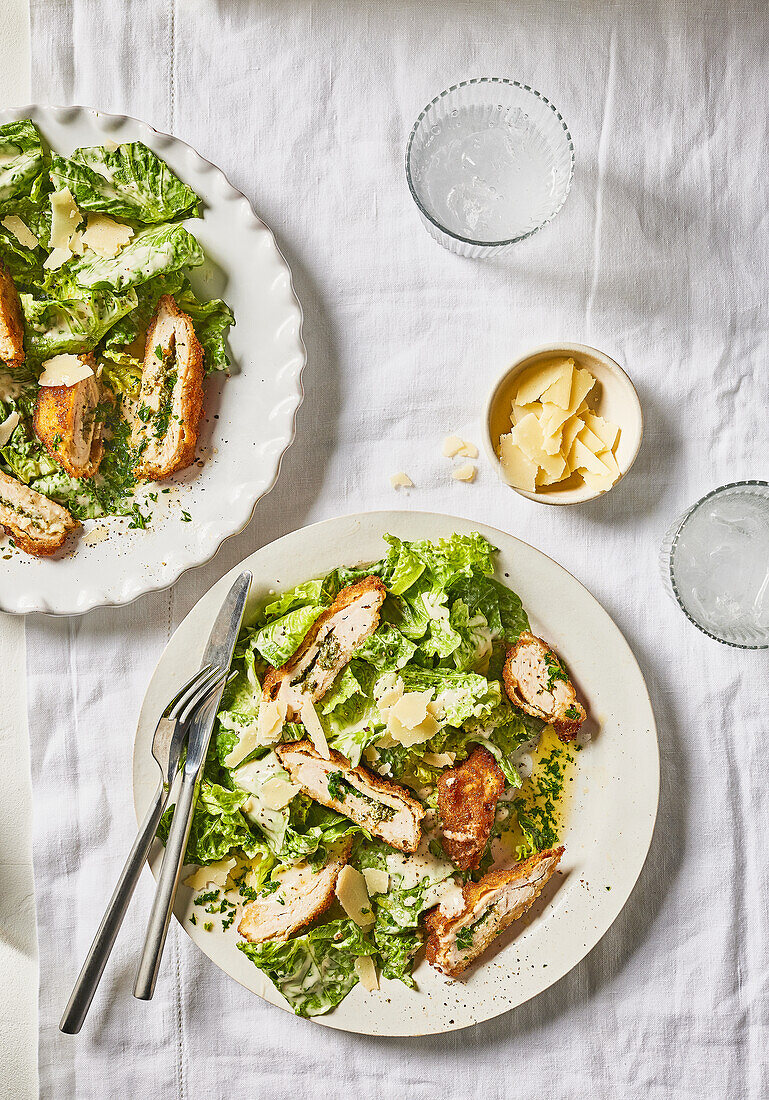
[[424, 846, 564, 977], [0, 469, 78, 556], [503, 631, 586, 741], [238, 839, 352, 944], [263, 577, 386, 718], [133, 294, 204, 480], [0, 258, 24, 367], [276, 740, 425, 853], [437, 746, 505, 870], [34, 363, 104, 478]]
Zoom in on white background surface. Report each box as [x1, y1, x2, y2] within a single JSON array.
[[17, 0, 769, 1096]]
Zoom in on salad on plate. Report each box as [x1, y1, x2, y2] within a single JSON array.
[[0, 118, 234, 556], [164, 532, 588, 1017]]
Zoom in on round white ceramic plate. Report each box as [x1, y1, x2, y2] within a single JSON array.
[[133, 511, 659, 1036], [0, 104, 305, 615]]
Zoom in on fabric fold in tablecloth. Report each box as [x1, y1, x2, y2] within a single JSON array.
[[26, 0, 769, 1097]]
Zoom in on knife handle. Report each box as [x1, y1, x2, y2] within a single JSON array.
[[133, 768, 198, 1001], [59, 783, 165, 1033]]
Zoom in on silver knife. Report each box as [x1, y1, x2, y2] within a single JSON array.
[[133, 569, 252, 1000]]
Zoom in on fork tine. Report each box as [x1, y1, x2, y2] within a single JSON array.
[[165, 663, 219, 721], [177, 666, 231, 725]]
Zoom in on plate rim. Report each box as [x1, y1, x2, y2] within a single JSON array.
[[0, 102, 307, 615], [132, 508, 660, 1036]]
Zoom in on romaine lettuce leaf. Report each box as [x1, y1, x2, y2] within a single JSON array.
[[238, 919, 377, 1017], [175, 282, 234, 372], [400, 667, 502, 726], [355, 838, 456, 988], [449, 574, 529, 643], [101, 270, 185, 349], [253, 603, 321, 666], [63, 223, 203, 292], [384, 531, 496, 590], [20, 287, 137, 359], [261, 577, 328, 620], [448, 598, 493, 672], [102, 271, 234, 374], [0, 226, 44, 287], [354, 622, 417, 672], [99, 349, 143, 397], [157, 778, 263, 865], [0, 121, 45, 209], [50, 143, 200, 223], [373, 925, 421, 986], [1, 408, 57, 483]]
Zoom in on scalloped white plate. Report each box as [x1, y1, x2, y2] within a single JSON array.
[[133, 511, 659, 1035], [0, 104, 305, 615]]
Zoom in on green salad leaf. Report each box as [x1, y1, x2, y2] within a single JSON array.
[[158, 778, 264, 866], [238, 919, 377, 1017], [0, 120, 46, 210], [58, 223, 203, 293], [253, 603, 321, 666], [0, 225, 44, 286], [20, 287, 138, 359], [102, 271, 234, 373], [175, 282, 234, 372], [50, 143, 200, 223]]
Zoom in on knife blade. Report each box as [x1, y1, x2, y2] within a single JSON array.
[[133, 569, 252, 1000]]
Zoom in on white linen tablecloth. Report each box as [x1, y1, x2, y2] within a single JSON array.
[[0, 5, 36, 1100], [25, 1, 769, 1097]]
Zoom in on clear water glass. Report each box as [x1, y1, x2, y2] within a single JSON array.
[[660, 481, 769, 649], [405, 78, 574, 258]]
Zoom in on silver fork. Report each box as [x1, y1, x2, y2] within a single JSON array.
[[59, 662, 230, 1035]]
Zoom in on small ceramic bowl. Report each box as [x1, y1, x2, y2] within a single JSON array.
[[483, 343, 643, 505]]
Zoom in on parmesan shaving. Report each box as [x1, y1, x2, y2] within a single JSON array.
[[183, 856, 237, 891], [387, 710, 439, 748], [259, 776, 300, 810], [423, 751, 456, 768], [300, 696, 330, 758], [43, 247, 71, 271], [452, 463, 476, 482], [38, 354, 94, 388], [354, 956, 379, 991], [389, 690, 432, 730], [81, 213, 134, 258], [49, 188, 82, 249], [335, 866, 375, 928], [442, 435, 464, 457], [1, 215, 38, 249], [362, 868, 390, 895], [390, 471, 413, 489], [0, 411, 20, 448]]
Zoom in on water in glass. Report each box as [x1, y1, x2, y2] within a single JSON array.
[[417, 107, 559, 242], [672, 488, 769, 642]]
